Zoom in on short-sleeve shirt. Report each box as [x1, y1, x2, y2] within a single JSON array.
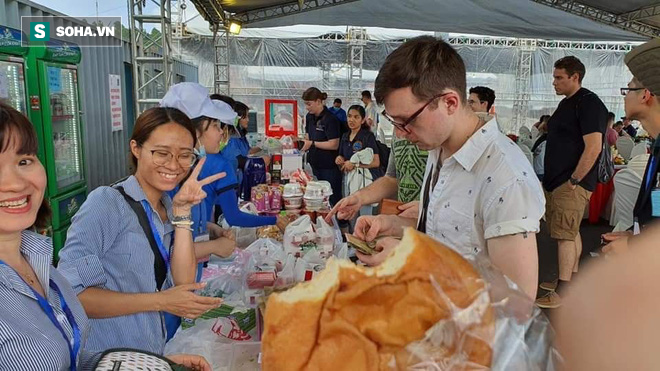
[[0, 231, 95, 370], [418, 118, 545, 259], [305, 107, 341, 169], [387, 137, 429, 203], [543, 88, 608, 192], [58, 175, 175, 355], [338, 128, 383, 179]]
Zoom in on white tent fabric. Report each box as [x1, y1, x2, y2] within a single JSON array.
[[611, 168, 642, 229], [187, 0, 646, 41]]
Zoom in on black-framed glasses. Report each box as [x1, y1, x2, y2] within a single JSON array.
[[149, 149, 198, 168], [620, 87, 646, 96], [381, 92, 450, 133]]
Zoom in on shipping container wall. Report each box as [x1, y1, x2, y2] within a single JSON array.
[[0, 0, 198, 190]]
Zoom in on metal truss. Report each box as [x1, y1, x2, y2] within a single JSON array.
[[347, 27, 367, 90], [189, 0, 225, 26], [214, 29, 230, 94], [512, 39, 536, 132], [530, 0, 660, 38], [129, 0, 174, 113], [233, 0, 360, 25], [446, 34, 637, 51], [620, 3, 660, 22]]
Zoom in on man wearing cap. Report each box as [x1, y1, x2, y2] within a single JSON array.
[[602, 38, 660, 255]]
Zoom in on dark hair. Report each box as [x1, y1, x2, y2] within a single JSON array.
[[0, 102, 51, 229], [210, 94, 236, 109], [469, 86, 496, 110], [607, 112, 616, 122], [190, 116, 215, 133], [347, 105, 369, 130], [361, 90, 372, 100], [302, 87, 327, 101], [540, 114, 551, 124], [234, 101, 249, 118], [333, 98, 342, 105], [613, 121, 624, 128], [129, 107, 196, 173], [554, 56, 586, 83], [375, 36, 466, 106]]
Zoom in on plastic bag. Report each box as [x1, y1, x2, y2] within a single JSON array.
[[315, 216, 335, 256], [244, 238, 287, 273], [164, 318, 238, 371], [283, 214, 316, 256], [260, 137, 283, 155], [220, 202, 258, 248], [406, 253, 560, 370], [280, 135, 295, 150], [293, 248, 326, 282]]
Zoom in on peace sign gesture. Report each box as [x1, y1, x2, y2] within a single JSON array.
[[172, 157, 226, 215]]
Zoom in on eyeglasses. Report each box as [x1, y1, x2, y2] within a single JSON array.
[[620, 87, 646, 96], [149, 148, 198, 168], [381, 93, 450, 133]]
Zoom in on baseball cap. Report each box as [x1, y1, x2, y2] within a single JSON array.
[[160, 82, 237, 123], [624, 38, 660, 96]]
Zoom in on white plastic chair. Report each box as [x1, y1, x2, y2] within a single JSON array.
[[628, 154, 650, 179], [630, 142, 648, 159], [518, 143, 533, 165], [616, 137, 635, 160], [610, 168, 642, 228]]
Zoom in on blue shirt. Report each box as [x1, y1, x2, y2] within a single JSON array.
[[0, 231, 95, 371], [220, 136, 251, 186], [58, 175, 175, 355], [329, 106, 347, 124]]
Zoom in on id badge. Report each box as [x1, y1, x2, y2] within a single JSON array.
[[194, 233, 210, 243], [651, 189, 660, 218]]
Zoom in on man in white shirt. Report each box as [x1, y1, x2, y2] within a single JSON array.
[[361, 90, 386, 142], [353, 36, 545, 300]]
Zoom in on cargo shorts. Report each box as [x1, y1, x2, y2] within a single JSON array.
[[545, 181, 592, 241]]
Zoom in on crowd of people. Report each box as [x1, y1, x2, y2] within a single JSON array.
[[0, 32, 658, 370]]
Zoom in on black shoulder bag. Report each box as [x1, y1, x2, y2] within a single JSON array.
[[114, 186, 168, 290]]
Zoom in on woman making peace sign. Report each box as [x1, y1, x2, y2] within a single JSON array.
[[57, 107, 225, 355]]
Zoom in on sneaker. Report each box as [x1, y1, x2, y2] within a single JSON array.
[[539, 279, 558, 292], [535, 291, 561, 309]]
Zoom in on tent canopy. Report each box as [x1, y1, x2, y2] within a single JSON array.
[[189, 0, 659, 41]]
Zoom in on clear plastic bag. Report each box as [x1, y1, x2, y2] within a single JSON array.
[[283, 214, 316, 256], [219, 202, 259, 248]]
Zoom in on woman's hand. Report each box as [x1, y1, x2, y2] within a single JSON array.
[[211, 237, 236, 258], [335, 156, 345, 166], [172, 157, 226, 215], [166, 354, 212, 371], [355, 237, 399, 267], [342, 162, 355, 172], [158, 282, 222, 318]]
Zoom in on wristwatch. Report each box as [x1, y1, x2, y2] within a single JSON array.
[[569, 177, 580, 186]]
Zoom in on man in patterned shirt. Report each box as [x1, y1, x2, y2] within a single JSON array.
[[354, 36, 545, 300]]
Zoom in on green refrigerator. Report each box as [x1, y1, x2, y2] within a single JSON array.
[[27, 39, 87, 259]]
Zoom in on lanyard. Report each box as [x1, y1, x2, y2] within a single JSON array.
[[645, 155, 657, 191], [140, 200, 171, 273], [0, 260, 81, 371]]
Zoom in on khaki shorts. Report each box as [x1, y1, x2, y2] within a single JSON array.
[[545, 182, 592, 241]]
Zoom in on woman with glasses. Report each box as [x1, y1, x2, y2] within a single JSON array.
[[57, 107, 225, 355]]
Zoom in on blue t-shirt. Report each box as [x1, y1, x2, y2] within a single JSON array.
[[220, 136, 251, 186], [338, 128, 384, 180]]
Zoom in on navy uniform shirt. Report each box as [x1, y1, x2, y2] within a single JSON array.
[[338, 127, 384, 179], [306, 107, 341, 169]]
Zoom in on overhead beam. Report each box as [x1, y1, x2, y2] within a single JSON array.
[[232, 0, 359, 25], [190, 0, 225, 25], [619, 3, 660, 22], [530, 0, 660, 38]]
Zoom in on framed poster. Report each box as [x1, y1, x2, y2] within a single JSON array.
[[265, 99, 297, 138]]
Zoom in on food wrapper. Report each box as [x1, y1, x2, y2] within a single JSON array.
[[251, 184, 270, 212], [269, 185, 283, 211], [290, 168, 312, 186], [257, 225, 283, 241]]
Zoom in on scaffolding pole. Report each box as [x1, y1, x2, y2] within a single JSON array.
[[512, 39, 536, 132], [129, 0, 174, 114], [214, 29, 230, 95]]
